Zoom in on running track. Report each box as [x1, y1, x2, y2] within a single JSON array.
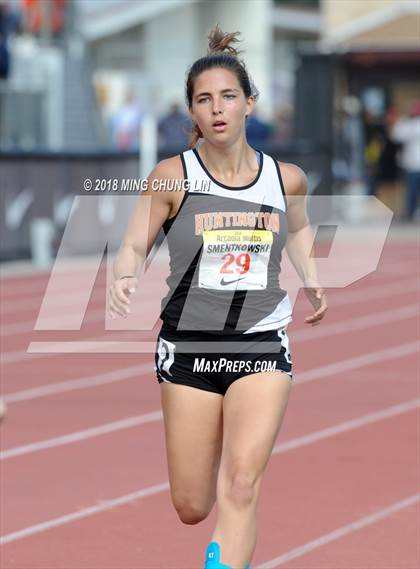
[[0, 227, 419, 568]]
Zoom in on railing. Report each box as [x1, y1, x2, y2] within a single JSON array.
[[0, 141, 333, 263], [0, 83, 45, 149]]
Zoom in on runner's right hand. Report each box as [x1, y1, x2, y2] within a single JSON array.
[[108, 276, 138, 319]]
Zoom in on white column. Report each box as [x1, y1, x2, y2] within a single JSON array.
[[206, 0, 273, 121], [144, 4, 200, 116]]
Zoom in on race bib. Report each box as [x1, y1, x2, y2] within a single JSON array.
[[198, 229, 273, 290]]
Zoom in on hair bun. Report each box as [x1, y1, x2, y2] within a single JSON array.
[[207, 24, 242, 57]]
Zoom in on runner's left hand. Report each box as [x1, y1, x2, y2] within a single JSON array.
[[303, 282, 328, 326]]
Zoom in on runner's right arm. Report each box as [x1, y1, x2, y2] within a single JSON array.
[[108, 157, 182, 318]]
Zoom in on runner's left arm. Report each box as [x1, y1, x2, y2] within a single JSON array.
[[281, 163, 328, 326]]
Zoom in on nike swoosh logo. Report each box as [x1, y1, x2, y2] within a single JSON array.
[[220, 276, 246, 286]]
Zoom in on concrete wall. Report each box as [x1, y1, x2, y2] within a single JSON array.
[[201, 0, 273, 120], [322, 0, 419, 46], [323, 0, 399, 33], [143, 3, 201, 114], [144, 0, 273, 119], [347, 13, 420, 46], [90, 0, 274, 119]]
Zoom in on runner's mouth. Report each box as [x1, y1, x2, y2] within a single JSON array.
[[212, 121, 227, 132]]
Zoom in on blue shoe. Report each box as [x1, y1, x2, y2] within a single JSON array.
[[204, 541, 250, 569], [204, 542, 221, 568]]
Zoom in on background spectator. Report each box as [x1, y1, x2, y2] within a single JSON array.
[[246, 112, 271, 147], [363, 109, 386, 197], [391, 101, 420, 221], [158, 101, 191, 149], [271, 104, 294, 145], [0, 28, 9, 79], [110, 89, 143, 151], [22, 0, 66, 38], [373, 107, 402, 215]]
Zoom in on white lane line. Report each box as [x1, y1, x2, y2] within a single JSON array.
[[0, 254, 416, 299], [295, 341, 419, 385], [1, 398, 417, 544], [0, 273, 166, 317], [25, 334, 420, 360], [25, 292, 420, 348], [1, 274, 418, 337], [1, 290, 100, 317], [1, 275, 418, 363], [1, 350, 61, 365], [3, 364, 151, 404], [292, 302, 419, 341], [256, 494, 420, 568], [26, 341, 158, 353], [272, 399, 419, 454], [1, 341, 418, 460], [0, 294, 164, 336], [0, 253, 166, 296], [0, 411, 163, 460], [0, 256, 107, 285], [3, 309, 419, 405], [0, 276, 108, 304], [379, 260, 420, 275], [0, 481, 170, 545]]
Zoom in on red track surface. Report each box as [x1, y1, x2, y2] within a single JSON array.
[[0, 232, 419, 568]]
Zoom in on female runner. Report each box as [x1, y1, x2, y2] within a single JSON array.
[[108, 26, 327, 569]]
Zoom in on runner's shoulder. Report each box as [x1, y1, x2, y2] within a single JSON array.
[[150, 155, 184, 181], [276, 161, 307, 197], [141, 156, 185, 201]]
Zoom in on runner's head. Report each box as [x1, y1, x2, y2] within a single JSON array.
[[186, 25, 259, 148]]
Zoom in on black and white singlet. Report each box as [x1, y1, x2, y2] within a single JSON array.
[[159, 148, 292, 334]]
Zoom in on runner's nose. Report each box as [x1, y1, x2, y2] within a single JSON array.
[[212, 99, 223, 115]]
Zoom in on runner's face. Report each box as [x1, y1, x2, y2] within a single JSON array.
[[190, 68, 254, 144]]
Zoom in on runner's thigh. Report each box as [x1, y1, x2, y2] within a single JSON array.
[[160, 383, 223, 511], [218, 371, 292, 493]]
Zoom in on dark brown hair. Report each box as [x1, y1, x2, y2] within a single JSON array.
[[186, 25, 259, 148]]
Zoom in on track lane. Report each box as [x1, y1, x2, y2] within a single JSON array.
[[1, 300, 418, 447], [1, 342, 416, 535], [1, 406, 418, 568], [0, 238, 418, 568], [258, 496, 419, 568]]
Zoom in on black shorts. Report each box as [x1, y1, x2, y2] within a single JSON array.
[[154, 322, 293, 396]]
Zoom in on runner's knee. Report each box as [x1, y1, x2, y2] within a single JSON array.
[[173, 494, 213, 524], [218, 468, 259, 509]]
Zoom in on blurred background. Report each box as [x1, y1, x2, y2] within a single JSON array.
[[0, 0, 419, 264]]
